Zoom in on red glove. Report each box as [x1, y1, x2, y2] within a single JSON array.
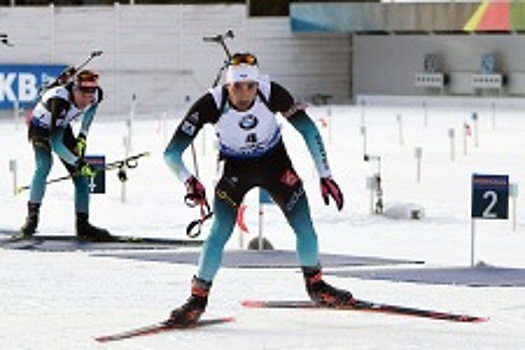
[[320, 177, 344, 211], [185, 176, 207, 207]]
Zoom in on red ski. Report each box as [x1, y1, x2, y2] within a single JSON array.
[[94, 317, 235, 343], [242, 299, 488, 323]]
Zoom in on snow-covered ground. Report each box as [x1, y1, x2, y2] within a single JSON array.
[[2, 101, 525, 349]]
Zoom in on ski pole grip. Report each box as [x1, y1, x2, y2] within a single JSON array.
[[186, 219, 201, 238]]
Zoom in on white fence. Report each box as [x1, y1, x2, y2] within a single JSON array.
[[0, 4, 352, 118]]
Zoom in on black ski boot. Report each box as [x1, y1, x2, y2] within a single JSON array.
[[166, 276, 211, 327], [15, 202, 41, 240], [76, 212, 114, 242], [302, 265, 354, 307]]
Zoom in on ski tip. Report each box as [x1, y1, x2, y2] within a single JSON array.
[[447, 314, 489, 323], [455, 316, 489, 323], [241, 300, 264, 308], [471, 316, 489, 323], [94, 335, 113, 343]]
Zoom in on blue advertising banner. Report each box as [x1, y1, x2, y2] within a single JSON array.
[[0, 64, 68, 109]]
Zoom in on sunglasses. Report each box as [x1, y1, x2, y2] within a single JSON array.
[[77, 86, 97, 94], [75, 70, 98, 94], [230, 53, 258, 66]]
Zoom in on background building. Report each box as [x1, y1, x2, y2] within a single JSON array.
[[1, 1, 524, 118]]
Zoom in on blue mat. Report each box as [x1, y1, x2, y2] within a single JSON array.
[[96, 249, 424, 268], [326, 266, 525, 287]]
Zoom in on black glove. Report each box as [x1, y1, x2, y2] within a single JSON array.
[[185, 176, 206, 206], [320, 177, 344, 211]]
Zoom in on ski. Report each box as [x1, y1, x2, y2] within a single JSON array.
[[4, 234, 202, 246], [1, 234, 203, 251], [95, 316, 235, 343], [242, 299, 488, 323]]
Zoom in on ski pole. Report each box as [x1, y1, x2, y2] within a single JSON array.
[[185, 199, 213, 238], [183, 29, 236, 236], [16, 152, 150, 195]]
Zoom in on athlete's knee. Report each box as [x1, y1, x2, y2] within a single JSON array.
[[210, 209, 236, 235], [282, 187, 308, 213]]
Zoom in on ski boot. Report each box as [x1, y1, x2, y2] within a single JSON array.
[[12, 202, 41, 241], [166, 276, 211, 327], [76, 212, 114, 242], [302, 265, 354, 307]]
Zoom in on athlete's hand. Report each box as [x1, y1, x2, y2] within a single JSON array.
[[185, 176, 206, 207], [75, 160, 97, 178], [75, 134, 87, 158], [320, 177, 344, 211]]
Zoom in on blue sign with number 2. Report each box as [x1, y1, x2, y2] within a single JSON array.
[[471, 174, 509, 219]]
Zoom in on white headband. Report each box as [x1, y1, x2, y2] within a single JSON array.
[[225, 64, 260, 84]]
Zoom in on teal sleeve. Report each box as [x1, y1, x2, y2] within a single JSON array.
[[50, 128, 78, 165], [163, 91, 218, 184], [79, 104, 97, 137], [287, 111, 331, 178], [163, 128, 195, 183]]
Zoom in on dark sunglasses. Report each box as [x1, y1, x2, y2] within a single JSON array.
[[77, 86, 97, 94], [230, 53, 258, 66]]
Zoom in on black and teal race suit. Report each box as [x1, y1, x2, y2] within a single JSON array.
[[164, 77, 334, 282], [26, 83, 102, 214]]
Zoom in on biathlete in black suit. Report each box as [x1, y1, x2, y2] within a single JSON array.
[[17, 70, 113, 242], [164, 53, 352, 326]]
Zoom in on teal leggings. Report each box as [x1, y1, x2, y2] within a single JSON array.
[[197, 190, 318, 282], [196, 144, 319, 282], [29, 140, 90, 213]]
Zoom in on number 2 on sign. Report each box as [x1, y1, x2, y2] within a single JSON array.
[[482, 190, 498, 218]]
